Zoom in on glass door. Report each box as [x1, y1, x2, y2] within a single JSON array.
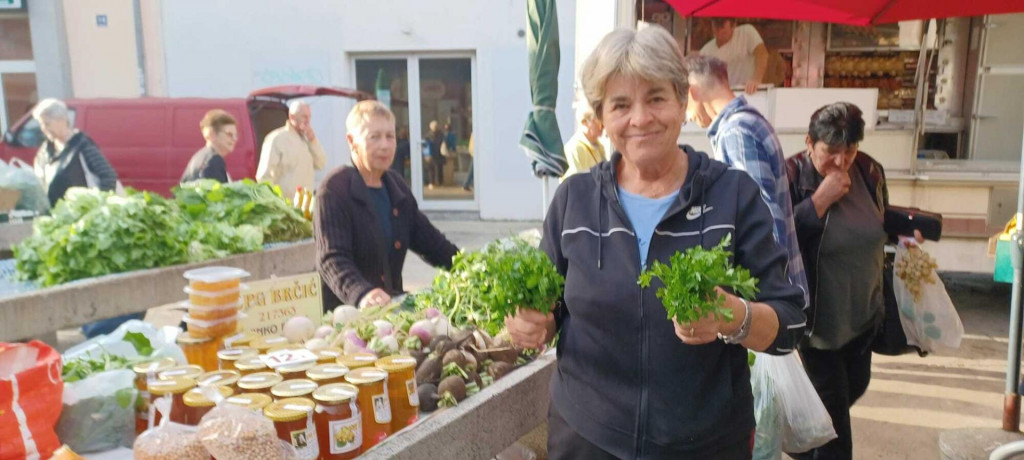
[[354, 59, 411, 185], [0, 14, 37, 132]]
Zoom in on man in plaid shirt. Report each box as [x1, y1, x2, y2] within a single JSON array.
[[685, 55, 810, 312]]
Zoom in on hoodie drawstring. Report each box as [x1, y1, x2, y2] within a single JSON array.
[[597, 190, 605, 270]]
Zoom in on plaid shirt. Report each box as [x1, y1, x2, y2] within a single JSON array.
[[708, 96, 810, 310]]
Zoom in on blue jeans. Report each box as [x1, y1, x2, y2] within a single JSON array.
[[81, 312, 145, 339], [463, 157, 474, 189]]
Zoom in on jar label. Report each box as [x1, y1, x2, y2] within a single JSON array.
[[406, 378, 419, 407], [328, 416, 363, 454], [289, 423, 320, 460], [372, 393, 392, 424]]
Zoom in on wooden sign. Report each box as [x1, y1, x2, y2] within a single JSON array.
[[241, 272, 322, 337]]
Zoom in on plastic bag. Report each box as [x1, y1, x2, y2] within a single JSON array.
[[197, 400, 298, 460], [750, 352, 782, 460], [0, 341, 63, 460], [133, 422, 209, 460], [55, 369, 137, 453], [759, 353, 836, 453], [62, 320, 185, 365], [0, 158, 49, 214], [893, 241, 964, 354]]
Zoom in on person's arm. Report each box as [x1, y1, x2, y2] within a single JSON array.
[[308, 138, 328, 170], [80, 141, 118, 191], [255, 133, 280, 183], [315, 187, 377, 306], [746, 44, 769, 94], [787, 157, 827, 241], [719, 130, 786, 242], [203, 155, 229, 183]]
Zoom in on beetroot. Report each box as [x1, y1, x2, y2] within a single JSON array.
[[418, 383, 439, 412], [438, 376, 467, 407], [416, 356, 442, 385]]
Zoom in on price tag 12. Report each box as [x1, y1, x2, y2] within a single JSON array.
[[260, 348, 318, 369]]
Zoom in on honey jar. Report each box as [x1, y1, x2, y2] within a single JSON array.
[[197, 370, 241, 392], [158, 364, 204, 382], [177, 333, 219, 372], [315, 347, 344, 364], [344, 367, 392, 449], [221, 331, 255, 349], [307, 364, 349, 386], [313, 384, 362, 459], [252, 335, 290, 353], [234, 356, 268, 375], [148, 376, 196, 426], [271, 379, 319, 401], [182, 385, 233, 425], [376, 355, 419, 431], [237, 372, 284, 396], [338, 353, 377, 370], [265, 397, 320, 460], [224, 392, 273, 413], [132, 357, 177, 435], [217, 347, 257, 371], [277, 361, 317, 380]]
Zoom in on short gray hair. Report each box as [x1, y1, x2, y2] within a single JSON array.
[[684, 54, 730, 89], [31, 98, 70, 122], [288, 100, 309, 115], [579, 26, 688, 120], [346, 100, 395, 135]]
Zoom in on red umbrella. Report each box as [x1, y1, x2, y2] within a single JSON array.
[[665, 0, 1024, 25]]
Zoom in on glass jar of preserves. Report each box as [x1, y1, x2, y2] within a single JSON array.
[[182, 385, 233, 425], [338, 353, 377, 370], [158, 364, 204, 382], [376, 355, 419, 431], [148, 376, 196, 426], [177, 333, 219, 372], [307, 364, 349, 386], [217, 347, 258, 370], [224, 392, 273, 413], [271, 379, 319, 401], [315, 347, 344, 364], [132, 357, 177, 435], [278, 361, 316, 380], [197, 370, 241, 392], [265, 397, 320, 460], [235, 356, 268, 376], [344, 367, 392, 449], [237, 372, 284, 396], [252, 335, 290, 353], [221, 331, 255, 349], [267, 344, 305, 354], [313, 383, 362, 459]]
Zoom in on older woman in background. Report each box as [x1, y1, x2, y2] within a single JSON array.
[[506, 26, 805, 459], [31, 98, 118, 206]]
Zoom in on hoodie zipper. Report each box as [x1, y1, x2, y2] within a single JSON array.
[[809, 210, 830, 340]]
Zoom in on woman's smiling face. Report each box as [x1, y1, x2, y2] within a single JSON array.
[[600, 75, 685, 168]]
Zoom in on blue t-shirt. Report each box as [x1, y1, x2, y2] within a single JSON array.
[[618, 186, 679, 267], [367, 185, 393, 246]]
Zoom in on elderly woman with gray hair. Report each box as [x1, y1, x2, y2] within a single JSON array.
[[31, 98, 118, 206], [505, 26, 805, 459]]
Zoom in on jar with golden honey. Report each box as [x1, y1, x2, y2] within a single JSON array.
[[271, 379, 319, 401], [197, 370, 241, 392], [158, 364, 204, 382], [182, 385, 233, 425], [338, 353, 377, 370], [267, 344, 305, 354], [237, 372, 284, 396], [307, 364, 349, 386], [252, 335, 290, 353], [235, 356, 268, 375], [376, 355, 419, 431], [315, 347, 344, 364], [132, 357, 177, 435], [344, 367, 392, 449], [148, 376, 196, 426], [265, 397, 320, 460], [313, 384, 362, 459], [221, 331, 255, 349], [225, 392, 273, 413], [277, 361, 316, 380], [177, 333, 219, 372], [217, 347, 257, 371]]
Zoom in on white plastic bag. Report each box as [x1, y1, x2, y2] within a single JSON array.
[[893, 242, 964, 354], [750, 352, 782, 460], [62, 319, 185, 364], [0, 157, 49, 214], [759, 353, 836, 453], [55, 369, 138, 453]]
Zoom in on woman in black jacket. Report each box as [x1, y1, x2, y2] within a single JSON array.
[[31, 98, 118, 206]]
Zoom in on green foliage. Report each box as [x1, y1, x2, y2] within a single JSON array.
[[61, 332, 154, 383], [174, 179, 311, 243], [638, 234, 759, 324]]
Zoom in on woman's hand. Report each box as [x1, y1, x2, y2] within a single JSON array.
[[358, 288, 391, 309], [672, 288, 744, 345], [506, 307, 555, 349]]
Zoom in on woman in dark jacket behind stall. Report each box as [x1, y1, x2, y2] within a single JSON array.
[[31, 98, 118, 206]]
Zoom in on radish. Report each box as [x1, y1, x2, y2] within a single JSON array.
[[430, 315, 452, 337], [423, 307, 442, 319], [373, 320, 394, 337], [314, 325, 334, 340], [381, 335, 400, 354], [409, 320, 433, 345], [333, 305, 360, 327]]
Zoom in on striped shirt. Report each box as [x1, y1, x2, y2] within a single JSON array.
[[708, 96, 810, 309]]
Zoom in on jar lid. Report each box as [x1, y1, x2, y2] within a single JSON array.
[[313, 383, 359, 404], [225, 392, 273, 411], [315, 348, 344, 361], [264, 397, 315, 422], [306, 364, 349, 381], [197, 370, 241, 387], [176, 333, 213, 345], [267, 344, 305, 354], [222, 331, 255, 348], [217, 347, 258, 361], [183, 266, 250, 283], [252, 336, 290, 351], [234, 356, 268, 372], [277, 361, 316, 374], [183, 385, 233, 407], [376, 355, 417, 372], [158, 365, 204, 381], [148, 376, 196, 395], [271, 379, 319, 398], [344, 367, 388, 385], [132, 357, 177, 375], [237, 372, 283, 390], [339, 352, 378, 369]]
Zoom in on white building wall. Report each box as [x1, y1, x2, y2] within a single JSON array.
[[158, 0, 576, 220]]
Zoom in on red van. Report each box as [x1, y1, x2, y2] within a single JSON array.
[[0, 86, 370, 196]]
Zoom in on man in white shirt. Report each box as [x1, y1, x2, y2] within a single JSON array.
[[256, 100, 328, 194], [700, 18, 768, 95]]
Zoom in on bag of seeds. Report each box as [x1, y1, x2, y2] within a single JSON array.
[[198, 402, 298, 460], [133, 422, 208, 460]]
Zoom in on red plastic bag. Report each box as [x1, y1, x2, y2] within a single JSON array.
[[0, 341, 64, 460]]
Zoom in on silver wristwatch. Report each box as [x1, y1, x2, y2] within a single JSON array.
[[719, 297, 752, 344]]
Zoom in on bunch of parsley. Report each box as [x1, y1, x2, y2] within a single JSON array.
[[174, 179, 311, 243], [638, 234, 759, 324]]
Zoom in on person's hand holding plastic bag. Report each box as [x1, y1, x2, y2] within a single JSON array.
[[893, 240, 964, 354], [750, 352, 782, 460], [756, 353, 837, 454]]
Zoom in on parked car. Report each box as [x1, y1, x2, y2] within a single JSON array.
[[0, 86, 371, 196]]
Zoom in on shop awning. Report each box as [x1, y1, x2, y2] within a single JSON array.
[[520, 0, 567, 179], [665, 0, 1024, 25]]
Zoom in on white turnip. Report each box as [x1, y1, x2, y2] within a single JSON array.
[[283, 316, 316, 343], [333, 305, 360, 327], [423, 307, 442, 319], [314, 325, 334, 340], [373, 320, 394, 337], [408, 320, 433, 345], [305, 338, 328, 351]]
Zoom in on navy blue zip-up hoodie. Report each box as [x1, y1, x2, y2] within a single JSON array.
[[540, 147, 806, 459]]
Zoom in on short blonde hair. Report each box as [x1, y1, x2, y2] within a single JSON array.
[[345, 100, 395, 135], [580, 26, 688, 120]]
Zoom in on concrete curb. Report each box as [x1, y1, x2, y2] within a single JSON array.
[[940, 427, 1024, 460]]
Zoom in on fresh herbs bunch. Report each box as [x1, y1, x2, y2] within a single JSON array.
[[61, 331, 155, 383], [638, 234, 758, 324], [174, 179, 311, 243]]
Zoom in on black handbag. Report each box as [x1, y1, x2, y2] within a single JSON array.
[[884, 206, 943, 241], [872, 251, 927, 356]]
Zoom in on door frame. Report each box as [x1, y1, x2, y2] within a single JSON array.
[[351, 52, 479, 211], [0, 60, 36, 132]]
